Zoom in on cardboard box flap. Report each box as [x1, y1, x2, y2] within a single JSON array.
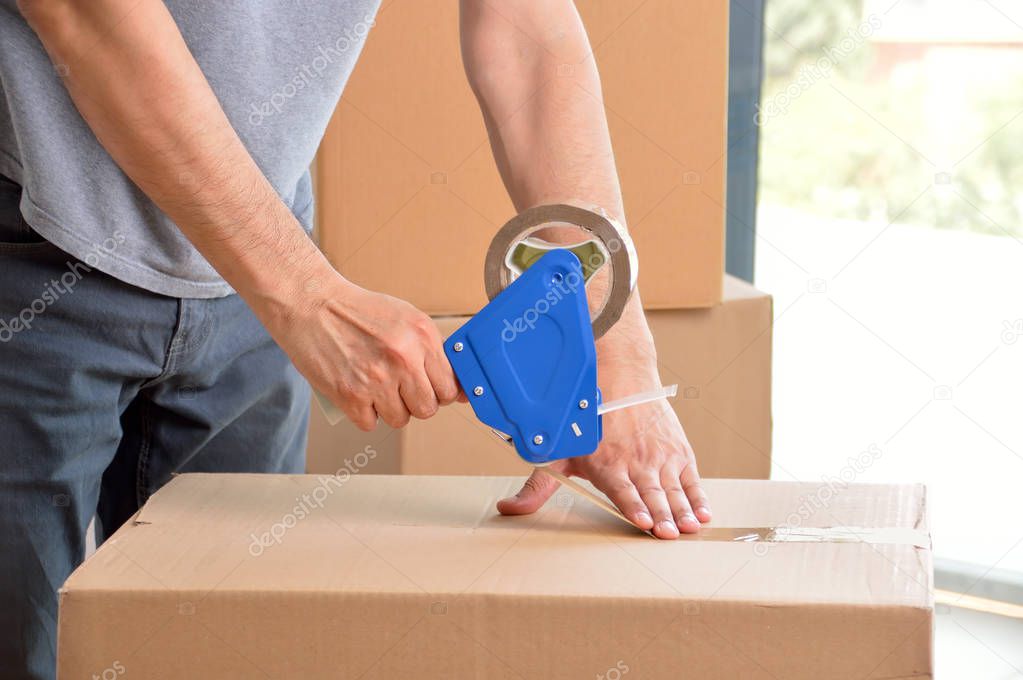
[[65, 474, 931, 611]]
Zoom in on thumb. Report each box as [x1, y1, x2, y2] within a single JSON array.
[[496, 468, 561, 515]]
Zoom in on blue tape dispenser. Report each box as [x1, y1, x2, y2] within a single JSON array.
[[445, 203, 677, 466]]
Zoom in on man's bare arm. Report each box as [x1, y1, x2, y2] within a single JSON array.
[[460, 0, 711, 537], [20, 0, 319, 313], [20, 0, 460, 429]]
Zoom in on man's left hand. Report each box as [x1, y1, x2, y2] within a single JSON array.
[[497, 359, 712, 539]]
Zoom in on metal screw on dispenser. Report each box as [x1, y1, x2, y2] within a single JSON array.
[[533, 434, 544, 445], [453, 342, 463, 352], [578, 399, 589, 409], [473, 386, 484, 396]]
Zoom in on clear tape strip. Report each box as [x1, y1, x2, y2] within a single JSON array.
[[597, 384, 678, 416], [683, 526, 931, 548], [542, 470, 931, 547], [543, 467, 653, 536]]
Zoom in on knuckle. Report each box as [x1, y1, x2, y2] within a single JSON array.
[[383, 413, 409, 428], [365, 362, 390, 386], [329, 382, 351, 403], [523, 474, 552, 494], [673, 500, 695, 515], [395, 343, 427, 373], [335, 383, 369, 410], [352, 415, 376, 432], [619, 499, 645, 513], [414, 401, 439, 419], [381, 340, 409, 366], [330, 374, 356, 396], [603, 477, 635, 494], [435, 378, 459, 403], [412, 313, 438, 338]]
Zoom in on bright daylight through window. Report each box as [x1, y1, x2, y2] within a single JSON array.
[[757, 0, 1023, 582]]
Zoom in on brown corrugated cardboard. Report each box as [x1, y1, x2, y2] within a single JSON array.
[[58, 474, 933, 679], [307, 275, 772, 479], [315, 0, 728, 314]]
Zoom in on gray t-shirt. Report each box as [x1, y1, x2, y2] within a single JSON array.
[[0, 0, 380, 298]]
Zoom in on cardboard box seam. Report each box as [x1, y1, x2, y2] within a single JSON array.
[[54, 586, 935, 611]]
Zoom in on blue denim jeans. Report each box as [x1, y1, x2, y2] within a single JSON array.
[[0, 177, 309, 680]]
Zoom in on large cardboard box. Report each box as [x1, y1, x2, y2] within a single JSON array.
[[58, 474, 933, 679], [308, 275, 772, 479], [315, 0, 728, 314]]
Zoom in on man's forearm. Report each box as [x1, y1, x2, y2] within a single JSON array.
[[459, 0, 655, 382], [19, 0, 332, 325]]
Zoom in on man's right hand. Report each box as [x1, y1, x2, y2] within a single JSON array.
[[272, 271, 463, 431]]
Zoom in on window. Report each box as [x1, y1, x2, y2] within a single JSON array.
[[753, 0, 1023, 596]]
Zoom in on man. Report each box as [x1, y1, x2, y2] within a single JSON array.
[[0, 1, 711, 676]]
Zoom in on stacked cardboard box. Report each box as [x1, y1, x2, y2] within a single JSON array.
[[314, 0, 729, 312], [58, 473, 934, 679], [309, 0, 770, 478]]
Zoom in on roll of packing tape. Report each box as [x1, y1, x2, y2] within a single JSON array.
[[484, 204, 638, 339]]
